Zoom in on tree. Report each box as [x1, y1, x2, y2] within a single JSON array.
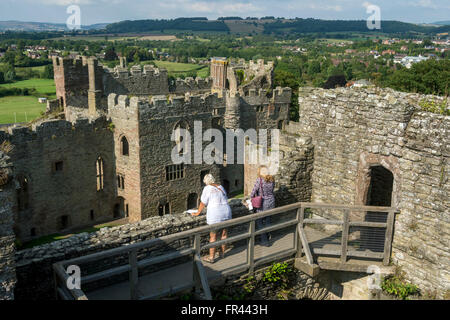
[[41, 64, 54, 79], [104, 48, 117, 61], [0, 71, 4, 84], [4, 70, 16, 82]]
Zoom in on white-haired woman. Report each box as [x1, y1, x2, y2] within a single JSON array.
[[191, 174, 232, 263]]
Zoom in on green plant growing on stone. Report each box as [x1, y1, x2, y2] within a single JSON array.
[[243, 276, 256, 294], [262, 262, 292, 289], [418, 98, 449, 116], [108, 123, 115, 132], [381, 267, 419, 300]]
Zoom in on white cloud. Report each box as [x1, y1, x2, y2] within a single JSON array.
[[412, 0, 437, 8]]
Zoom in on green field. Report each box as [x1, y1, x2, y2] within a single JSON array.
[[152, 61, 209, 78], [0, 78, 56, 97], [0, 79, 56, 124], [0, 96, 46, 124]]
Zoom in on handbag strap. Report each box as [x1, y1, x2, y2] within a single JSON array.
[[259, 177, 264, 197], [213, 185, 226, 196]]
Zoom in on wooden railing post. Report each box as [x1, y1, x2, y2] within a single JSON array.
[[295, 206, 304, 258], [340, 210, 350, 263], [129, 249, 139, 300], [193, 234, 201, 293], [193, 234, 201, 256], [383, 210, 395, 266], [248, 220, 255, 273]]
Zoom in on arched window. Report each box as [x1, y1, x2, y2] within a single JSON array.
[[121, 136, 129, 156], [96, 157, 104, 191], [17, 176, 29, 211], [174, 121, 189, 156]]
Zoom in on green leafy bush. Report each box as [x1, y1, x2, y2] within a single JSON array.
[[262, 262, 292, 289], [381, 276, 419, 300]]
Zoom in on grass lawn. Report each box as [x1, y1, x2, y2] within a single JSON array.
[[0, 96, 46, 124], [0, 78, 56, 97], [18, 219, 127, 249], [152, 61, 209, 78]]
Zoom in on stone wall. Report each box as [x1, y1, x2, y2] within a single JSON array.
[[0, 118, 116, 242], [13, 200, 249, 300], [0, 151, 16, 300], [294, 87, 449, 298]]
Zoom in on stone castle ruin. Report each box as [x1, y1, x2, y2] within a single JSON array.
[[0, 56, 448, 300], [0, 56, 291, 242]]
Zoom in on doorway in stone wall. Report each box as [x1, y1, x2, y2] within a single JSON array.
[[362, 165, 394, 252], [114, 197, 125, 219], [187, 193, 198, 210], [366, 165, 394, 207]]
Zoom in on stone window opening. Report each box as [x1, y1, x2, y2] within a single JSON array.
[[121, 136, 129, 156], [30, 228, 36, 237], [58, 215, 70, 231], [17, 176, 29, 211], [200, 170, 210, 186], [166, 164, 185, 181], [117, 174, 125, 190], [53, 161, 64, 172], [158, 202, 171, 216], [187, 193, 199, 210], [90, 210, 95, 221], [174, 121, 190, 156], [96, 157, 104, 191]]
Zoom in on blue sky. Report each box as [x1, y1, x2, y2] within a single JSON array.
[[0, 0, 449, 25]]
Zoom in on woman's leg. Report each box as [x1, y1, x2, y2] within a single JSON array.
[[220, 229, 228, 255], [209, 231, 217, 260]]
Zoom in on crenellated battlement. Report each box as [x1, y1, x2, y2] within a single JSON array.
[[108, 92, 224, 119], [242, 86, 292, 104], [108, 64, 168, 80], [172, 76, 212, 94], [0, 117, 111, 144]]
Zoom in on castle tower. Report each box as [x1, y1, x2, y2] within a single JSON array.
[[224, 91, 241, 130], [210, 57, 228, 96], [88, 57, 103, 117]]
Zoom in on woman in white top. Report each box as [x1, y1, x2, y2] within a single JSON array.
[[191, 174, 232, 263]]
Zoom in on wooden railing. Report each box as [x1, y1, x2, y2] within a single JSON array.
[[53, 202, 397, 300]]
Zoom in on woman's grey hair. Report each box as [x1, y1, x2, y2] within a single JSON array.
[[203, 174, 215, 185]]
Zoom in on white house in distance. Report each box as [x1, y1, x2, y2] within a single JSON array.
[[397, 55, 429, 69]]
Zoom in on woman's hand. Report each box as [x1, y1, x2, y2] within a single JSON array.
[[191, 210, 201, 217], [191, 202, 206, 217]]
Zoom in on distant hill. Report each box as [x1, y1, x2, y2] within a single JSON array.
[[432, 21, 450, 26], [104, 17, 449, 35], [104, 18, 228, 33], [0, 21, 108, 31], [1, 18, 448, 35]]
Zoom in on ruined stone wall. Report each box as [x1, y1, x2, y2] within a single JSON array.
[[243, 123, 314, 206], [13, 200, 249, 300], [294, 87, 449, 298], [53, 57, 89, 110], [240, 87, 291, 131], [103, 65, 170, 96], [0, 118, 117, 242], [171, 77, 213, 94], [0, 151, 16, 300]]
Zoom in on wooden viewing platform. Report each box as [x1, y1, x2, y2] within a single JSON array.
[[53, 202, 398, 300]]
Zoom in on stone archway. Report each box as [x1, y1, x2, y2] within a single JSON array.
[[354, 152, 400, 252], [187, 193, 199, 210], [355, 152, 401, 209]]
